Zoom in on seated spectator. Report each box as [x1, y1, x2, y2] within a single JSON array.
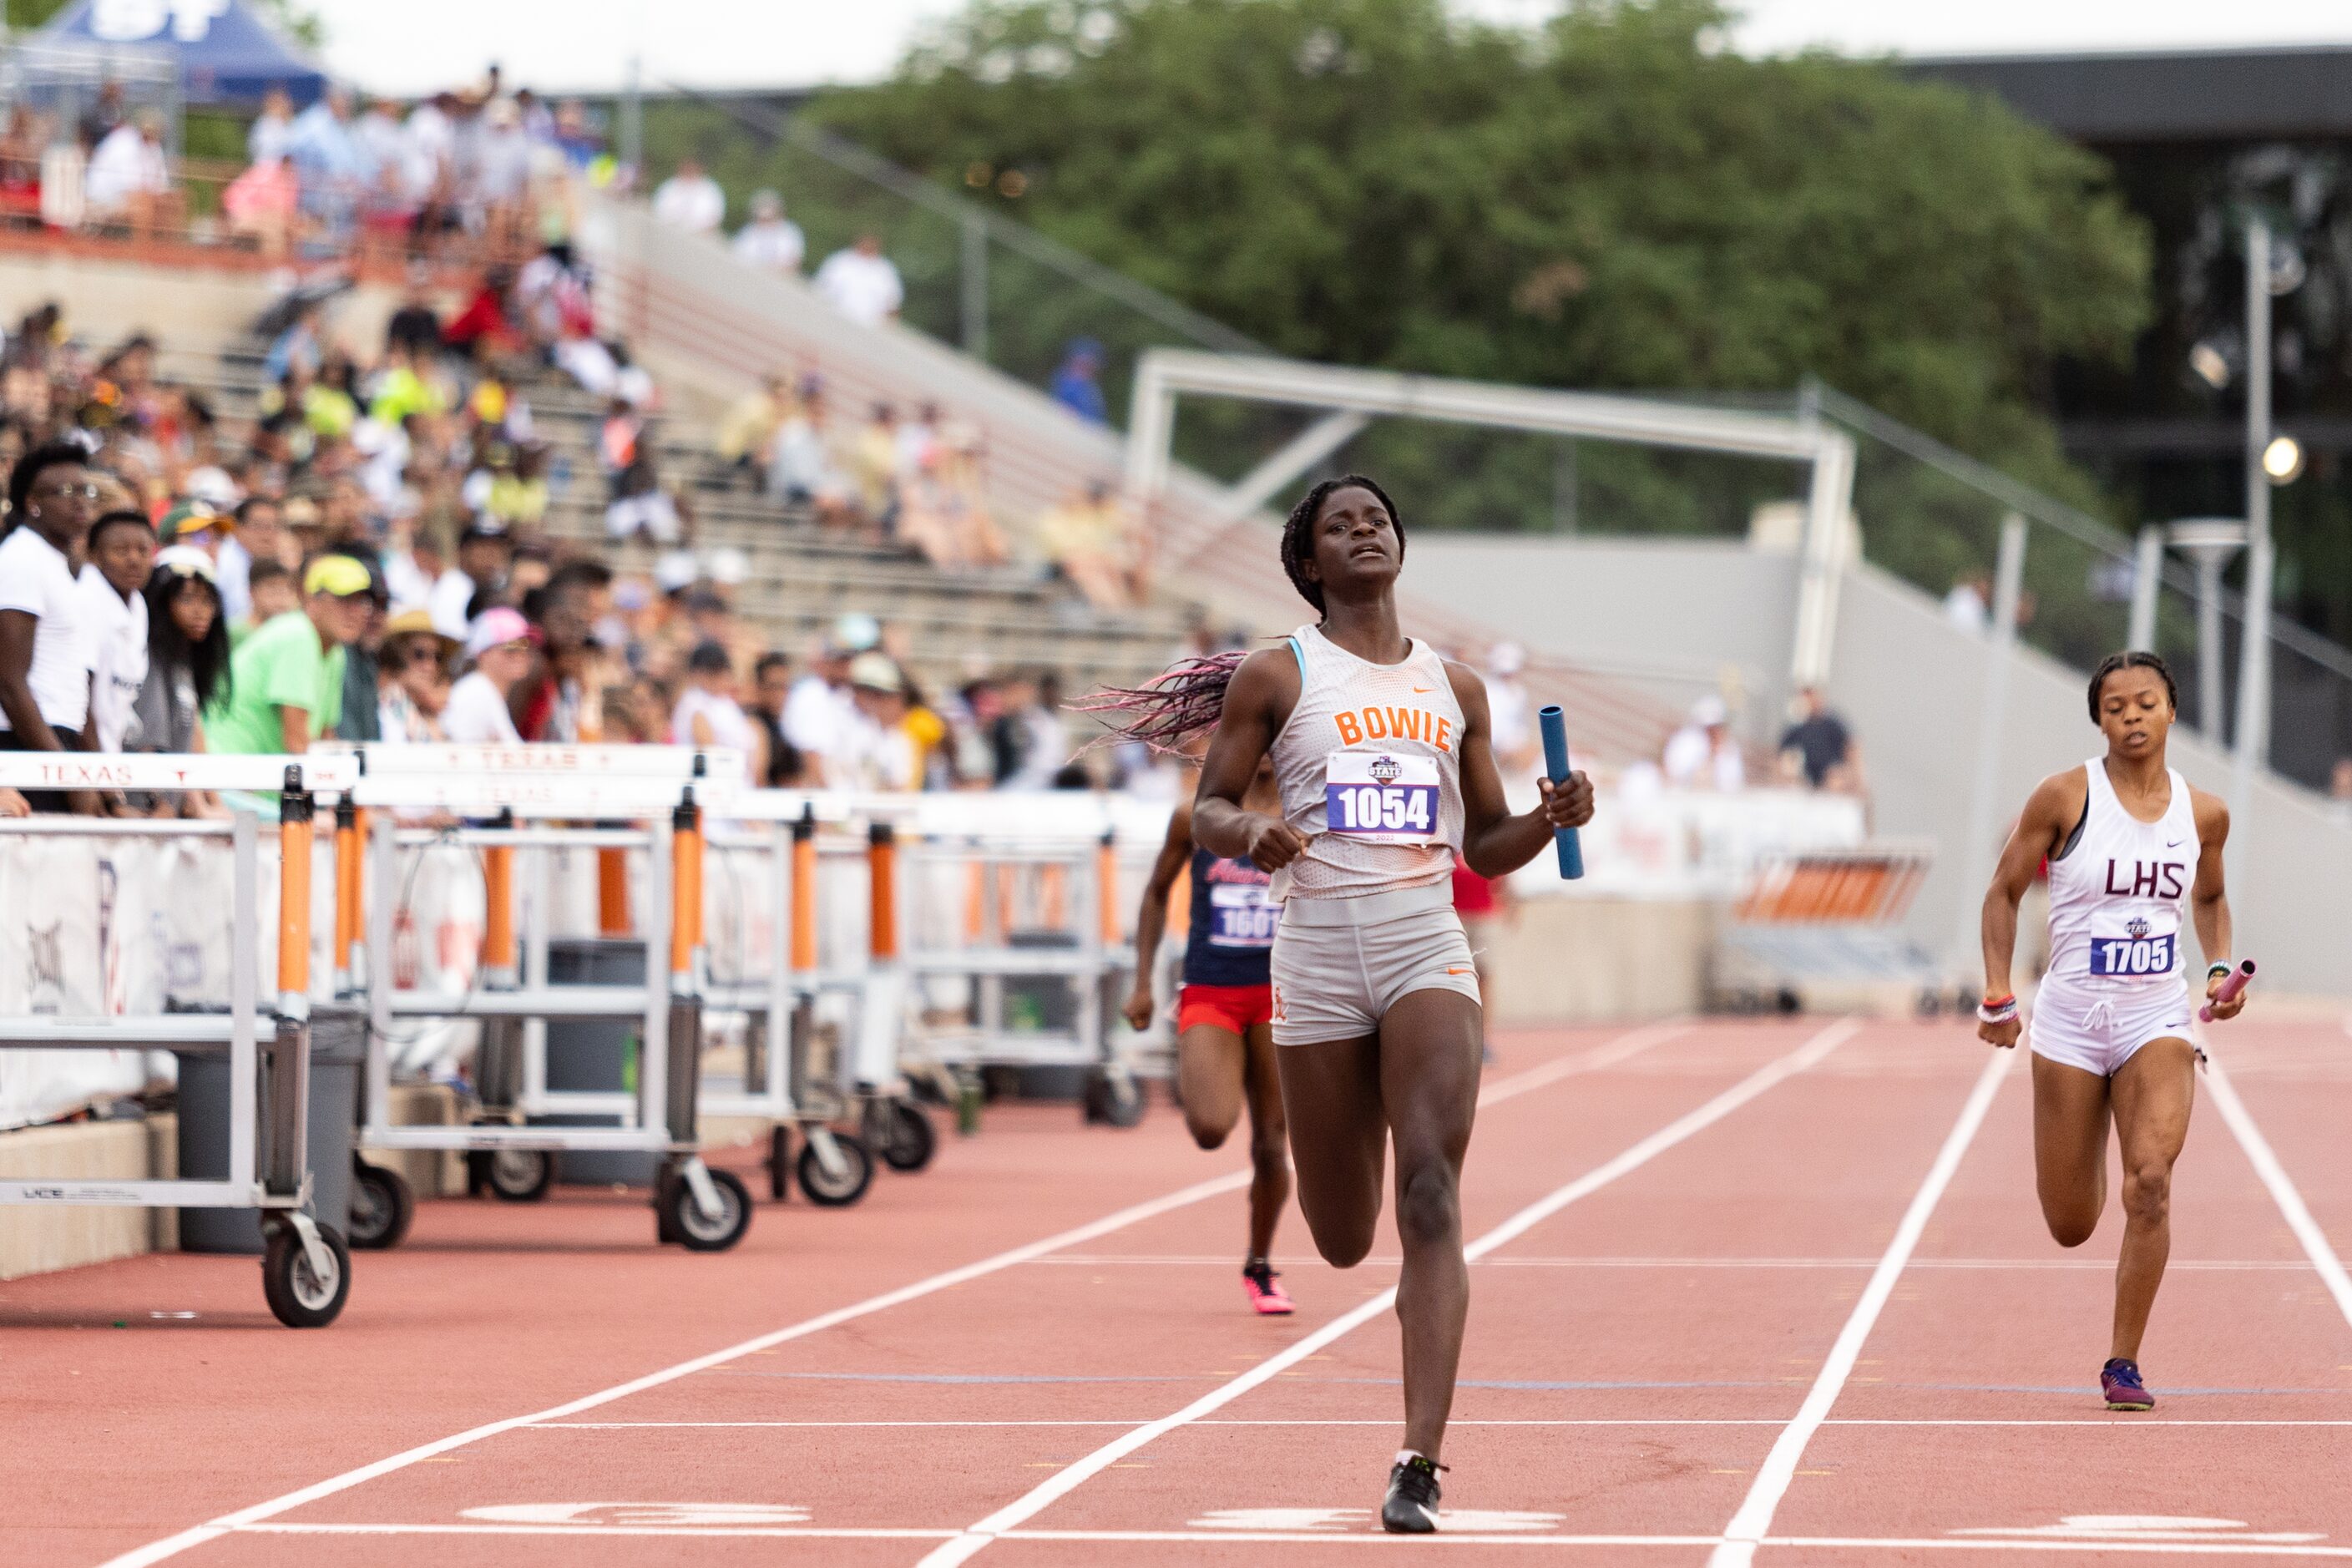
[[651, 157, 724, 233], [731, 189, 805, 273], [1036, 479, 1141, 609], [442, 266, 517, 356], [384, 271, 443, 359], [77, 508, 156, 754], [1778, 685, 1861, 793], [205, 554, 374, 756], [671, 640, 762, 782], [898, 432, 1009, 572], [748, 650, 806, 787], [84, 111, 175, 238], [265, 301, 326, 383], [0, 443, 103, 812], [849, 402, 901, 527], [764, 377, 854, 527], [1483, 641, 1537, 776], [375, 608, 454, 742], [1662, 694, 1744, 792], [442, 605, 534, 744], [222, 154, 300, 259], [1051, 338, 1109, 426], [132, 546, 231, 814], [841, 652, 923, 792], [239, 557, 300, 640], [335, 569, 389, 741], [247, 87, 296, 165], [0, 106, 45, 217], [716, 373, 788, 485], [813, 234, 904, 326]]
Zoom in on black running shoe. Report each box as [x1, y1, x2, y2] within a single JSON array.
[[1381, 1454, 1445, 1534]]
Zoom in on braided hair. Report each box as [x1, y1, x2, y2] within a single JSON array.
[[1077, 474, 1404, 753], [1280, 473, 1404, 617], [2087, 650, 2178, 721]]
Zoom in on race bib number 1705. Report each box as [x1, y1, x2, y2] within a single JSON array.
[[1323, 751, 1441, 844], [2089, 929, 2176, 978]]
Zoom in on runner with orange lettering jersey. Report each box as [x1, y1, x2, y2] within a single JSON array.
[[1082, 475, 1596, 1532]]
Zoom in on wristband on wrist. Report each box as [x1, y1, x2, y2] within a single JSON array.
[[1977, 993, 2018, 1024], [2207, 962, 2233, 982]]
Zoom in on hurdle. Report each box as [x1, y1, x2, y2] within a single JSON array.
[[0, 751, 360, 1327], [328, 744, 755, 1252]]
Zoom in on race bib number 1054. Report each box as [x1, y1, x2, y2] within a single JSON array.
[[1324, 751, 1441, 844]]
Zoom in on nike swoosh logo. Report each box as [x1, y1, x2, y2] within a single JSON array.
[[2166, 838, 2184, 847], [1411, 685, 1434, 694]]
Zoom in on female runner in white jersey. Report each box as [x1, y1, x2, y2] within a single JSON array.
[[1978, 651, 2244, 1412], [1152, 475, 1594, 1531]]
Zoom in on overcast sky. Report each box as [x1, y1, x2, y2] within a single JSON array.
[[303, 0, 2352, 96]]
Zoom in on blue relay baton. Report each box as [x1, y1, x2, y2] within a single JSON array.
[[1538, 705, 1585, 881]]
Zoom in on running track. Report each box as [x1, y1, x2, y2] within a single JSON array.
[[5, 1013, 2349, 1565]]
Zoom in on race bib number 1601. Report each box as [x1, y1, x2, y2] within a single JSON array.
[[1324, 751, 1441, 843]]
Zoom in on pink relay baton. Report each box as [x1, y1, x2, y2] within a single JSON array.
[[2199, 959, 2256, 1023]]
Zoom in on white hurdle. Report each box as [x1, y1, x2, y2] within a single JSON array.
[[0, 751, 360, 1328]]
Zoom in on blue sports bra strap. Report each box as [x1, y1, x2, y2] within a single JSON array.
[[1287, 635, 1306, 680]]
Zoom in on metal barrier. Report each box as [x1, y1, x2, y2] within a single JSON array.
[[326, 743, 757, 1252], [0, 751, 358, 1328]]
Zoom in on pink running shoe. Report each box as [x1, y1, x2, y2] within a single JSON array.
[[1242, 1260, 1295, 1315]]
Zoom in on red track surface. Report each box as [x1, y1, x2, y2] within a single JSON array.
[[6, 1014, 2349, 1567]]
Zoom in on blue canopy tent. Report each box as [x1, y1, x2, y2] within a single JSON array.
[[31, 0, 327, 106]]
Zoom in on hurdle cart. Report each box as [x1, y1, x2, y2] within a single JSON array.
[[329, 744, 755, 1252], [0, 752, 358, 1327]]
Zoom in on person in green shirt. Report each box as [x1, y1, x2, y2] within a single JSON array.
[[204, 554, 373, 756]]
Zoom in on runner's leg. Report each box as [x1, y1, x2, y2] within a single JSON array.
[[1241, 1022, 1291, 1260], [1380, 987, 1483, 1461], [2106, 1036, 2198, 1361], [1175, 1024, 1247, 1151], [2031, 1052, 2112, 1247], [1275, 1033, 1386, 1269]]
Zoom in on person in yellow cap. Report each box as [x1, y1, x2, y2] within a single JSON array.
[[203, 554, 373, 756]]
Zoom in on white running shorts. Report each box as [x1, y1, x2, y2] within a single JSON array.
[[2028, 982, 2194, 1079], [1268, 882, 1481, 1046]]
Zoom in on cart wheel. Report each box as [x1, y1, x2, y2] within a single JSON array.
[[870, 1100, 937, 1172], [766, 1125, 792, 1201], [665, 1168, 753, 1252], [347, 1159, 414, 1250], [1083, 1067, 1146, 1129], [486, 1148, 554, 1202], [261, 1222, 351, 1328], [797, 1133, 875, 1207]]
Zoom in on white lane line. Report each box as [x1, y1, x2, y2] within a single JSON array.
[[1032, 1254, 2305, 1270], [99, 1021, 1684, 1568], [226, 1523, 2352, 1555], [1708, 1045, 2012, 1568], [2204, 1055, 2352, 1333], [914, 1017, 1862, 1568], [527, 1416, 2352, 1430]]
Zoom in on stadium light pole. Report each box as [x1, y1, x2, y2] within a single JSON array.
[[2230, 215, 2276, 825]]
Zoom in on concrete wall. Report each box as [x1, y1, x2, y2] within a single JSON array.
[[1407, 536, 1801, 736], [1482, 899, 1713, 1024], [0, 1116, 175, 1282], [0, 250, 274, 355]]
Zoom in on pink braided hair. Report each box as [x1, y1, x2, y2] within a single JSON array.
[[1067, 650, 1249, 755]]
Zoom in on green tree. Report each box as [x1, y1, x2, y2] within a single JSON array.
[[802, 0, 2150, 535]]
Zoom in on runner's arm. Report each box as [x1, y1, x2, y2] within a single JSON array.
[[1124, 798, 1194, 1031], [1193, 650, 1307, 872], [1978, 771, 2077, 1043], [2188, 790, 2241, 1018], [1449, 660, 1595, 879]]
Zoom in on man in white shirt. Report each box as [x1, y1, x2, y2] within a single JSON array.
[[813, 235, 905, 326], [731, 189, 805, 274], [1483, 640, 1537, 778], [782, 620, 878, 788], [440, 607, 534, 744], [84, 112, 173, 228], [1662, 694, 1746, 792], [651, 159, 725, 233], [77, 511, 155, 753], [0, 446, 104, 811]]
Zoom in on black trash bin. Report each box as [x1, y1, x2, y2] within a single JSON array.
[[539, 937, 660, 1187], [1005, 929, 1088, 1100], [177, 1006, 362, 1253]]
